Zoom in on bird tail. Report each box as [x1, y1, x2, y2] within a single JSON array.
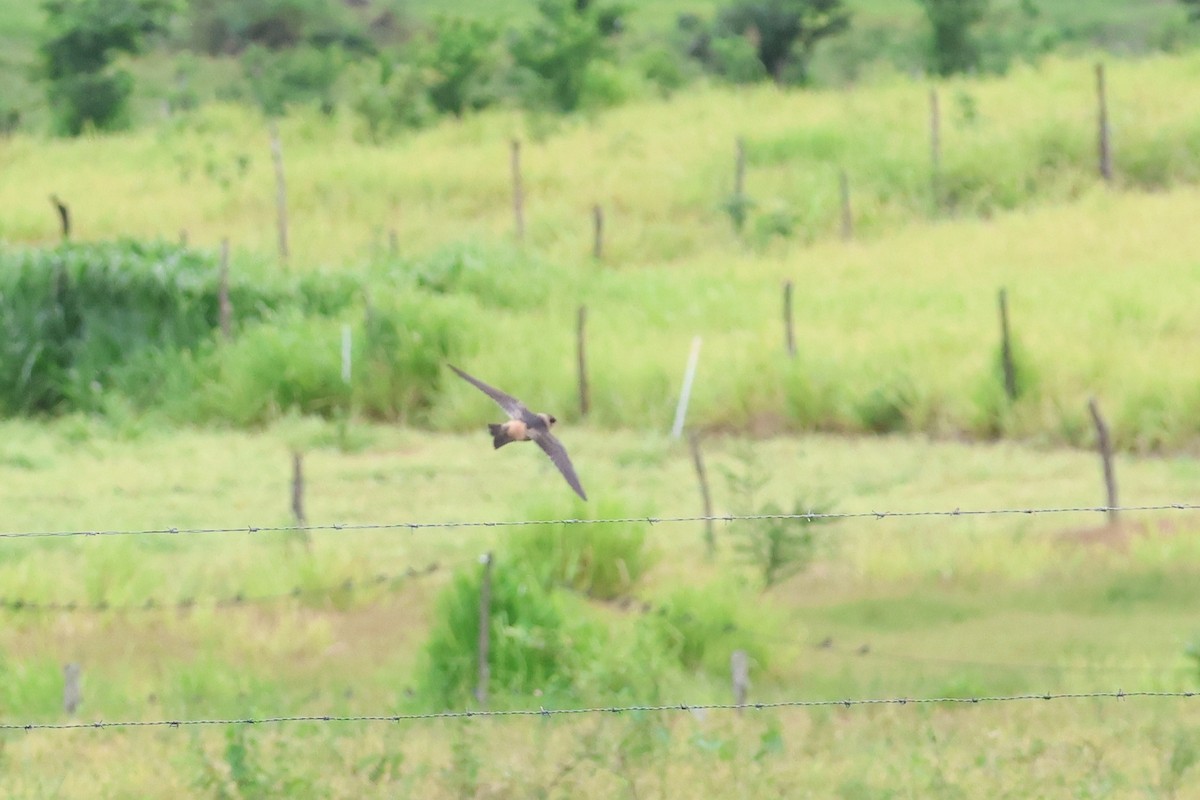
[[488, 423, 514, 449]]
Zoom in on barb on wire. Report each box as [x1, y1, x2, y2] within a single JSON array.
[[1, 503, 1197, 541], [4, 691, 1194, 731], [0, 562, 443, 614]]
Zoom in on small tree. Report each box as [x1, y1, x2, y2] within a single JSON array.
[[715, 0, 851, 84], [508, 0, 626, 112], [39, 0, 176, 135], [1181, 0, 1200, 22], [419, 16, 502, 117], [915, 0, 989, 76]]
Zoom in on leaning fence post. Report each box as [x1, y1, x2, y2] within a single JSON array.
[[49, 194, 70, 241], [689, 433, 716, 558], [475, 552, 494, 707], [731, 650, 749, 714], [671, 336, 703, 438], [1087, 397, 1119, 525]]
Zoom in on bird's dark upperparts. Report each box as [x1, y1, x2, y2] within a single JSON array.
[[449, 364, 587, 501]]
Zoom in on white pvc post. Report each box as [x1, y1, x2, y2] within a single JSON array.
[[671, 336, 702, 439], [341, 324, 352, 384]]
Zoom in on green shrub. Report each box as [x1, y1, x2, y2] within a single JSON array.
[[354, 291, 471, 422], [418, 558, 602, 709], [508, 497, 656, 600], [638, 581, 772, 675], [403, 240, 550, 310]]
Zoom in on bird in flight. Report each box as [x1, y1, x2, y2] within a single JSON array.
[[449, 364, 588, 501]]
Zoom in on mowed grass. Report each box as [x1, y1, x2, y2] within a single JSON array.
[[1, 418, 1200, 795]]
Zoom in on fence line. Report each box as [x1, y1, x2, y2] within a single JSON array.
[[1, 502, 1197, 542], [0, 561, 444, 614], [5, 691, 1195, 732]]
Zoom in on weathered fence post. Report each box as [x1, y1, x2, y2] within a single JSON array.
[[1096, 62, 1112, 183], [592, 204, 604, 260], [341, 324, 352, 385], [734, 137, 747, 200], [577, 305, 589, 418], [511, 139, 525, 244], [291, 451, 306, 527], [475, 552, 494, 707], [63, 663, 82, 716], [179, 229, 188, 247], [49, 194, 70, 240], [671, 336, 703, 439], [1087, 397, 1119, 525], [783, 280, 796, 358], [839, 169, 852, 241], [731, 650, 749, 714], [268, 121, 289, 265], [998, 288, 1017, 402], [689, 433, 716, 558], [929, 88, 942, 210], [218, 237, 233, 340], [388, 228, 398, 256]]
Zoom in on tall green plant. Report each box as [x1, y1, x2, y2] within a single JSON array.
[[916, 0, 989, 76], [39, 0, 176, 134]]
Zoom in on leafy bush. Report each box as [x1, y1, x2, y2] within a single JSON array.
[[916, 0, 989, 76], [417, 16, 503, 117], [243, 43, 346, 116], [638, 581, 772, 674], [39, 0, 175, 135], [713, 0, 851, 84], [418, 558, 603, 708], [350, 58, 434, 141], [509, 497, 655, 600], [404, 240, 551, 310], [507, 0, 625, 112]]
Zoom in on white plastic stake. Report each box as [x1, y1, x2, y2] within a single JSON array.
[[671, 336, 702, 439], [341, 324, 352, 384]]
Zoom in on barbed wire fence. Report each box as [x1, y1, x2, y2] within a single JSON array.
[[3, 500, 1198, 733]]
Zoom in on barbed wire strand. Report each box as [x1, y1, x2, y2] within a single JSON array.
[[2, 502, 1198, 541], [5, 691, 1195, 731], [0, 560, 447, 614]]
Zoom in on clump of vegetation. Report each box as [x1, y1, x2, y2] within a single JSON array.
[[721, 444, 836, 588], [509, 497, 656, 601]]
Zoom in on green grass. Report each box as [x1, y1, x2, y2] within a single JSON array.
[[0, 418, 1199, 795]]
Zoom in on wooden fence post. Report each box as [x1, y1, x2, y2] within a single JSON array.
[[689, 433, 716, 558], [577, 305, 589, 418], [731, 650, 749, 714], [511, 139, 525, 244], [734, 137, 746, 200], [1087, 397, 1119, 525], [291, 451, 306, 527], [783, 280, 796, 358], [49, 194, 70, 241], [268, 121, 289, 265], [63, 663, 82, 716], [929, 88, 941, 211], [218, 237, 233, 340], [998, 288, 1017, 401], [839, 169, 852, 241], [1095, 62, 1113, 183], [475, 552, 494, 707], [592, 204, 604, 260]]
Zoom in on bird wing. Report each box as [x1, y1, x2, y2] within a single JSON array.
[[449, 364, 529, 420], [531, 430, 588, 501]]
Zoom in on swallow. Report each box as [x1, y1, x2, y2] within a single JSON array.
[[449, 364, 587, 501]]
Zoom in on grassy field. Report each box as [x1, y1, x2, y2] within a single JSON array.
[[1, 431, 1192, 784], [5, 55, 1200, 448], [0, 417, 1199, 796]]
